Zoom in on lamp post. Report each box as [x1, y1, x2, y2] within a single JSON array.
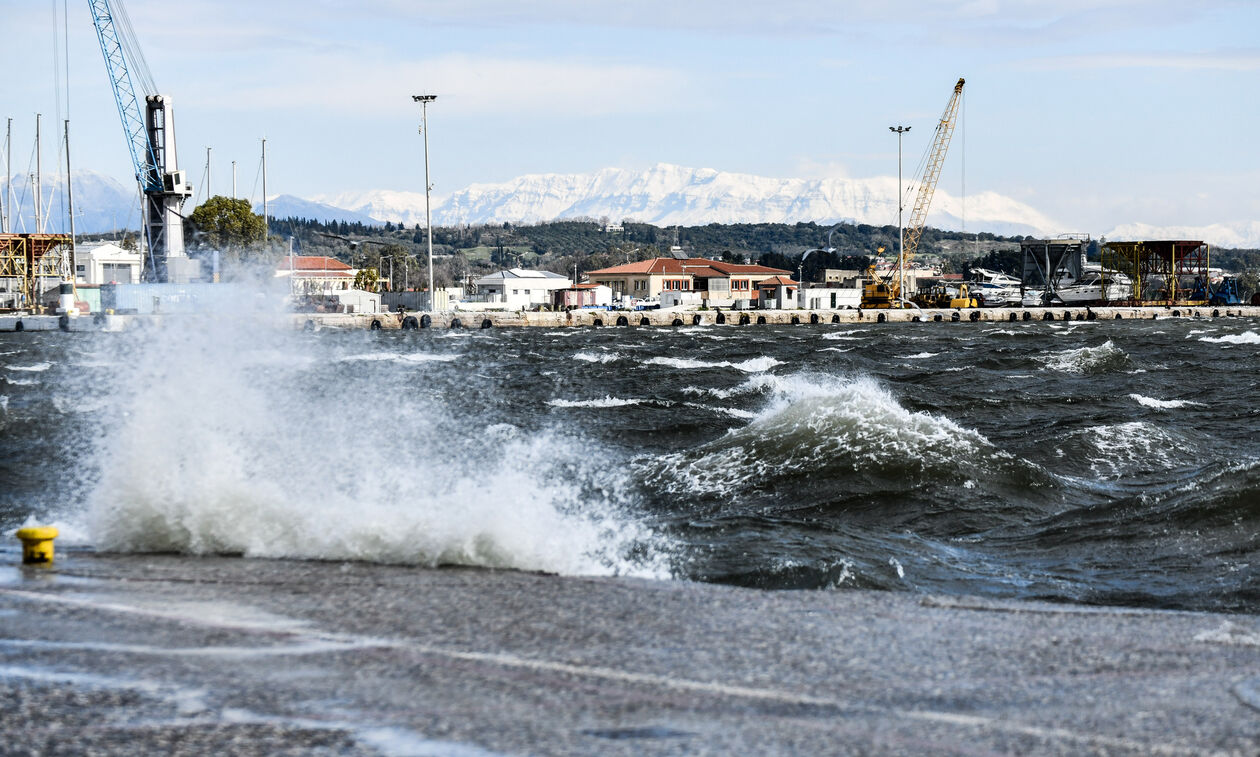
[[798, 248, 819, 309], [412, 94, 437, 311], [889, 125, 910, 304]]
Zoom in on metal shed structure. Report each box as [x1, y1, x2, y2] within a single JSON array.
[[1020, 237, 1090, 305], [1101, 240, 1209, 303], [0, 234, 73, 312]]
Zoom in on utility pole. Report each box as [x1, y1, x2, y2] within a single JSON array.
[[889, 125, 911, 304], [206, 146, 212, 199], [412, 94, 437, 311], [231, 160, 236, 199]]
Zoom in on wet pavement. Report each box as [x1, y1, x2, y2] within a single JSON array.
[[1, 549, 1259, 756]]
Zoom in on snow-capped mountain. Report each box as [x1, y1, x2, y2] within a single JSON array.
[[1104, 221, 1260, 249], [2, 170, 139, 234], [13, 164, 1259, 248], [335, 163, 1061, 238], [311, 189, 431, 228]]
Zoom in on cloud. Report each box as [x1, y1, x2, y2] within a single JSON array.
[[189, 52, 691, 117], [1020, 50, 1260, 72]]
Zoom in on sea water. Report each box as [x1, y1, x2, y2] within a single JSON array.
[[2, 314, 1257, 612]]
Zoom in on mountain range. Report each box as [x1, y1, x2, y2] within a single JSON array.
[[5, 166, 1257, 249]]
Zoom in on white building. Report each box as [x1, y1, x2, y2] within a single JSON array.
[[473, 268, 572, 310], [75, 242, 143, 285], [275, 255, 381, 313]]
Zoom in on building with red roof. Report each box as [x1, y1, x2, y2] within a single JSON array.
[[586, 257, 791, 307], [274, 255, 381, 313]]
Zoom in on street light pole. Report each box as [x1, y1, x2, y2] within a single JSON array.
[[889, 125, 910, 304], [413, 94, 437, 311]]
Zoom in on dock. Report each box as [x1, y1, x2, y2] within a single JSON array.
[[5, 305, 1260, 332], [1, 551, 1258, 755]]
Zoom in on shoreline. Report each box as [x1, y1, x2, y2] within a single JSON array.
[[2, 549, 1258, 755], [4, 304, 1260, 332]]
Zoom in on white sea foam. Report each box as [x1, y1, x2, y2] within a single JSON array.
[[7, 362, 51, 372], [643, 355, 782, 372], [682, 384, 758, 400], [548, 397, 642, 408], [1128, 394, 1205, 410], [83, 312, 666, 579], [3, 377, 38, 386], [681, 402, 757, 420], [1064, 421, 1194, 479], [573, 351, 620, 364], [1036, 340, 1129, 373], [1194, 621, 1260, 647], [1199, 330, 1260, 345], [905, 352, 939, 359], [821, 332, 863, 341], [337, 352, 459, 364]]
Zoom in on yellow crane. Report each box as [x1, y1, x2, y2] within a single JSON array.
[[863, 78, 966, 308]]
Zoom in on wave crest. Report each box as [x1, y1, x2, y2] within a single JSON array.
[[1037, 340, 1130, 374]]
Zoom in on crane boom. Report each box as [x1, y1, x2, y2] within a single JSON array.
[[87, 0, 159, 193], [901, 78, 965, 267], [88, 0, 195, 282], [861, 78, 965, 308]]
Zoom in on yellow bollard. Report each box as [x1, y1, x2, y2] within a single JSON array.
[[16, 526, 58, 565]]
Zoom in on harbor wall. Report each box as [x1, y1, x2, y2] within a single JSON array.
[[3, 305, 1260, 332]]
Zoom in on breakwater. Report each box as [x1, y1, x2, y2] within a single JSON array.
[[357, 304, 1260, 329], [12, 305, 1258, 332]]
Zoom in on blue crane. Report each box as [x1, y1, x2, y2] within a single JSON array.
[[87, 0, 195, 282]]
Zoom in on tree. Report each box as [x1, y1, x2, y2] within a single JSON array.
[[186, 196, 265, 250], [354, 267, 380, 292]]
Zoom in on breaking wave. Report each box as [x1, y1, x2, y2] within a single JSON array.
[[336, 351, 458, 364], [573, 351, 620, 363], [1199, 331, 1260, 345], [1036, 340, 1131, 374], [549, 396, 643, 408], [643, 355, 782, 372], [644, 372, 1039, 503], [84, 317, 667, 578], [1059, 421, 1199, 480], [1128, 394, 1205, 410]]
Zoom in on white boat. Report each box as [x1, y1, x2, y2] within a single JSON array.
[[970, 268, 1022, 307], [1022, 270, 1131, 306]]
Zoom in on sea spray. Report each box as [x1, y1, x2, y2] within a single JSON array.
[[85, 298, 667, 577]]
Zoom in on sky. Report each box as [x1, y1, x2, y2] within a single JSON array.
[[3, 0, 1258, 233]]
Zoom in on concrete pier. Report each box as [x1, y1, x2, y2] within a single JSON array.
[[1, 551, 1257, 755], [305, 304, 1260, 331], [3, 306, 1259, 333]]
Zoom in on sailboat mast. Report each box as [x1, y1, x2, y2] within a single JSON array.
[[1, 118, 8, 233], [34, 113, 42, 233], [206, 146, 211, 199], [64, 119, 77, 277], [261, 138, 267, 244]]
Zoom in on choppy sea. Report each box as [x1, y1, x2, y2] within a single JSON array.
[[2, 315, 1257, 612]]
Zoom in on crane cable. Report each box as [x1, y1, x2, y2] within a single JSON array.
[[111, 0, 157, 95]]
